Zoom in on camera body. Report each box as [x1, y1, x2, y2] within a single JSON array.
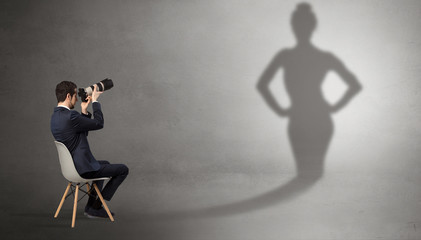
[[78, 78, 114, 102]]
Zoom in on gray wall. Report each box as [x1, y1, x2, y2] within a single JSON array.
[[1, 0, 421, 239]]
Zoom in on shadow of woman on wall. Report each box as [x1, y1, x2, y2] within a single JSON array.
[[252, 1, 362, 210], [148, 2, 362, 220], [206, 2, 361, 217]]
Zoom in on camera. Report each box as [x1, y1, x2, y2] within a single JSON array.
[[78, 78, 114, 102]]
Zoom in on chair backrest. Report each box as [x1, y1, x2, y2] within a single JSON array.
[[54, 141, 86, 183]]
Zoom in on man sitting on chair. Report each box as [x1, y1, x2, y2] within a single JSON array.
[[51, 81, 129, 218]]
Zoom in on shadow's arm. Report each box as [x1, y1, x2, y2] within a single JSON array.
[[330, 57, 362, 113], [256, 51, 288, 117]]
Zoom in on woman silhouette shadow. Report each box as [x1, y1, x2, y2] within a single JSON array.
[[201, 2, 361, 217], [253, 2, 362, 210], [148, 3, 362, 220]]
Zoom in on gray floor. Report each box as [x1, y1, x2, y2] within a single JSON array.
[[3, 172, 421, 240]]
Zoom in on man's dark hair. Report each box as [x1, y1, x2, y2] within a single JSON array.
[[55, 81, 77, 102]]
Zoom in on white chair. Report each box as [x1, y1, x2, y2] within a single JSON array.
[[53, 141, 114, 228]]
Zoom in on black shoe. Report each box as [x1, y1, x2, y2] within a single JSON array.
[[84, 204, 91, 213], [84, 207, 115, 219]]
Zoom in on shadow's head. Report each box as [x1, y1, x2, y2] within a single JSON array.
[[291, 3, 317, 44]]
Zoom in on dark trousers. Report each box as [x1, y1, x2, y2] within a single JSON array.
[[81, 160, 129, 202]]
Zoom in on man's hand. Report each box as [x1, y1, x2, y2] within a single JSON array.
[[81, 96, 92, 114], [92, 85, 103, 102], [81, 85, 103, 114]]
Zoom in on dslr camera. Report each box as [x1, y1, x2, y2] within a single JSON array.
[[78, 78, 114, 102]]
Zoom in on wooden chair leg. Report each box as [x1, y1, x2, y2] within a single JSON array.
[[54, 182, 71, 218], [71, 184, 79, 228], [92, 183, 114, 222], [86, 183, 90, 193]]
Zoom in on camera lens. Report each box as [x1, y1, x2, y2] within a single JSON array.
[[99, 79, 114, 91], [78, 78, 114, 102]]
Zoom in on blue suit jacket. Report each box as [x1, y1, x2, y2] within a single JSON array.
[[51, 102, 104, 175]]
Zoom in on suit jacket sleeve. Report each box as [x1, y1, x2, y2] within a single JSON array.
[[81, 112, 92, 119], [70, 102, 104, 133]]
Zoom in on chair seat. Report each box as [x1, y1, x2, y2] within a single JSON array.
[[55, 141, 112, 183], [80, 177, 111, 182]]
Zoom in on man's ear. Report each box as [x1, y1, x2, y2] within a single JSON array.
[[66, 93, 71, 100]]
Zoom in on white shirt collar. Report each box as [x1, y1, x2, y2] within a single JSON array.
[[57, 105, 70, 110]]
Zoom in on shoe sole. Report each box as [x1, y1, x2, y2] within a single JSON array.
[[84, 212, 109, 219]]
